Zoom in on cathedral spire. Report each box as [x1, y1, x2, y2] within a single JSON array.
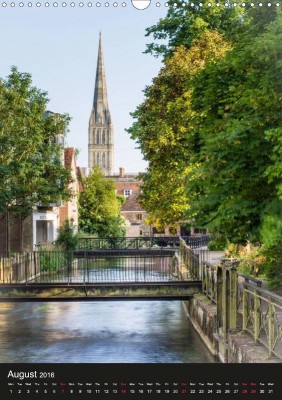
[[93, 32, 109, 120], [88, 33, 114, 176]]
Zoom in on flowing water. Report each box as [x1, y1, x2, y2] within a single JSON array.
[[0, 301, 215, 363]]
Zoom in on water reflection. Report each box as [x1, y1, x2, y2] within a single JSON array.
[[0, 301, 215, 363]]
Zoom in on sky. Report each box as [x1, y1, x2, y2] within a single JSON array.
[[0, 2, 168, 173]]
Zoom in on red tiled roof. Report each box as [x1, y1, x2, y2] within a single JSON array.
[[64, 148, 75, 168], [121, 193, 145, 212], [76, 167, 84, 192]]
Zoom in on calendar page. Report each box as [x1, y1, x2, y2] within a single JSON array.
[[0, 1, 281, 399]]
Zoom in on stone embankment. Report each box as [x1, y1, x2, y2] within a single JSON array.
[[182, 250, 282, 363]]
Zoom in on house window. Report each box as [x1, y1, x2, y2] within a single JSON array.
[[139, 230, 143, 236], [137, 214, 143, 221], [153, 227, 165, 235], [96, 153, 100, 165], [124, 189, 132, 197], [102, 153, 106, 167]]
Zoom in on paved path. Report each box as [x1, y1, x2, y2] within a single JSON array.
[[208, 251, 225, 265]]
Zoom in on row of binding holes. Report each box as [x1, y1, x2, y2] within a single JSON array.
[[0, 2, 281, 7]]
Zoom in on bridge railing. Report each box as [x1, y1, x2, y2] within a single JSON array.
[[0, 250, 179, 284], [184, 235, 210, 249], [77, 235, 210, 250]]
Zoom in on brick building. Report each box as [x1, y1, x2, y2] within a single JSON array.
[[0, 146, 83, 254], [58, 148, 82, 232], [109, 168, 150, 237]]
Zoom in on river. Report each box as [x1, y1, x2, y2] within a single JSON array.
[[0, 301, 215, 363]]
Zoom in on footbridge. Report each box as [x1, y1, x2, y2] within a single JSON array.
[[0, 236, 208, 301], [1, 236, 281, 360]]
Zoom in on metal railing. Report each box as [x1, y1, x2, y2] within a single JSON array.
[[202, 261, 217, 304], [179, 238, 201, 280], [179, 239, 282, 360], [0, 251, 177, 284], [0, 253, 40, 284], [184, 235, 210, 249], [241, 283, 282, 359], [77, 235, 210, 251]]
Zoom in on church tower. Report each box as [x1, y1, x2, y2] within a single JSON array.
[[88, 33, 114, 176]]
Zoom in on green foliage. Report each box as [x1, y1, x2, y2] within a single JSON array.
[[0, 66, 71, 218], [259, 199, 282, 290], [186, 10, 282, 245], [128, 31, 231, 230], [207, 234, 228, 251], [260, 245, 282, 292], [225, 243, 266, 278], [77, 231, 97, 239], [96, 215, 126, 238], [56, 219, 78, 252], [78, 167, 126, 237], [144, 0, 245, 59], [129, 5, 282, 288], [38, 248, 66, 273]]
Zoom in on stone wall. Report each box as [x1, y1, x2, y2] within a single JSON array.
[[182, 294, 218, 357], [182, 294, 281, 363]]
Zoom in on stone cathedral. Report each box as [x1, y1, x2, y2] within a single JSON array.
[[88, 33, 114, 176]]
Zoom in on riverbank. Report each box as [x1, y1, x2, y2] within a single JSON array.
[[183, 294, 282, 363]]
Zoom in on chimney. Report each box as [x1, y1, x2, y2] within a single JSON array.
[[119, 167, 125, 178]]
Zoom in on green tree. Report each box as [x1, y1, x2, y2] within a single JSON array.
[[186, 9, 282, 244], [56, 219, 79, 270], [128, 31, 231, 230], [0, 67, 72, 250], [78, 166, 126, 237], [128, 4, 281, 287], [259, 199, 282, 291], [144, 1, 245, 59], [56, 219, 78, 252]]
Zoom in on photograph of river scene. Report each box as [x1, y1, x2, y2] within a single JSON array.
[[0, 1, 281, 374]]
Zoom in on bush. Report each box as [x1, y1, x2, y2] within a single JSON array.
[[225, 242, 266, 278], [261, 244, 282, 292], [38, 248, 66, 272], [208, 238, 227, 251], [56, 220, 78, 252], [207, 229, 228, 251]]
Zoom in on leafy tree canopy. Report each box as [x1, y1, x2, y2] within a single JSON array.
[[56, 219, 79, 252], [144, 1, 245, 59], [0, 67, 71, 220], [186, 9, 282, 244], [0, 66, 71, 217], [129, 3, 282, 287], [78, 166, 126, 237], [128, 30, 231, 229]]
